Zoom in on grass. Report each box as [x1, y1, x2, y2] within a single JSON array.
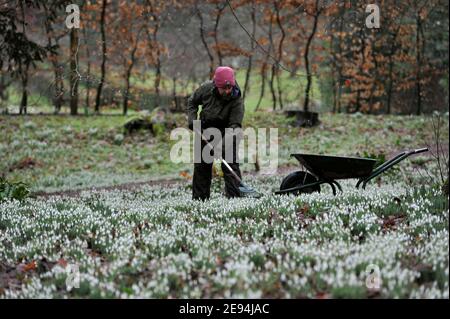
[[1, 114, 187, 192], [0, 108, 448, 299], [1, 112, 447, 192]]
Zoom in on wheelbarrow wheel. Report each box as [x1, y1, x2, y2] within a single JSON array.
[[279, 171, 320, 195]]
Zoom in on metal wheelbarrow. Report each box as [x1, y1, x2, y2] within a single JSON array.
[[275, 148, 429, 196]]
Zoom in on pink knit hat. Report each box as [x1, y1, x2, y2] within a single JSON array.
[[213, 66, 235, 88]]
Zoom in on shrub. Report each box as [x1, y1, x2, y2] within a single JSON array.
[[0, 177, 30, 202]]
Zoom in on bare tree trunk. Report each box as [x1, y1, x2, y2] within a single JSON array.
[[95, 0, 108, 114], [145, 1, 161, 109], [153, 28, 161, 108], [255, 66, 266, 111], [255, 12, 274, 112], [0, 73, 12, 106], [19, 2, 28, 115], [44, 5, 64, 114], [269, 65, 277, 110], [335, 14, 344, 113], [336, 18, 344, 113], [145, 31, 162, 109], [337, 80, 342, 113], [213, 3, 225, 66], [196, 2, 215, 78], [172, 76, 178, 110], [123, 67, 132, 115], [384, 21, 401, 114], [291, 41, 302, 77], [243, 1, 256, 100], [19, 63, 29, 115], [255, 60, 269, 111], [415, 15, 422, 115], [331, 66, 337, 113], [54, 64, 64, 114], [354, 89, 361, 113], [274, 1, 285, 109], [267, 15, 277, 110], [386, 54, 395, 114], [70, 27, 79, 115], [367, 47, 380, 114], [303, 1, 320, 113], [123, 36, 139, 115], [83, 28, 90, 115]]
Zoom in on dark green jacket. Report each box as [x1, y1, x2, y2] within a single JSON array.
[[187, 80, 244, 129]]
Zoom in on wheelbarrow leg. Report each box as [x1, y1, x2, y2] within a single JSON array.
[[331, 181, 343, 193], [327, 182, 337, 196], [327, 181, 343, 195]]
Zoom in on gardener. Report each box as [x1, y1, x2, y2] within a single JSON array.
[[187, 66, 244, 201]]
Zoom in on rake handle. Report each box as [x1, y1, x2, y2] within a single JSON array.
[[193, 128, 243, 185]]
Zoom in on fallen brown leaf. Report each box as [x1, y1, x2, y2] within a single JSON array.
[[23, 260, 37, 272]]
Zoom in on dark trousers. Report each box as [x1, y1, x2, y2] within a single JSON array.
[[192, 130, 242, 200]]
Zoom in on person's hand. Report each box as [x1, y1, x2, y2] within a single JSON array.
[[231, 126, 243, 136]]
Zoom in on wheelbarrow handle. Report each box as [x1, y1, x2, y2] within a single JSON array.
[[357, 147, 429, 189], [413, 147, 429, 154]]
